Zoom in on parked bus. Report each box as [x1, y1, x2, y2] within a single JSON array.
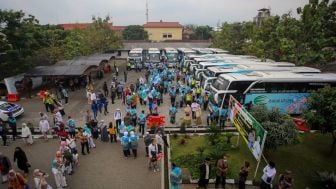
[[201, 65, 321, 91], [205, 48, 229, 54], [127, 48, 144, 69], [192, 48, 214, 55], [193, 61, 296, 80], [209, 71, 336, 114], [163, 47, 178, 67], [146, 48, 161, 64]]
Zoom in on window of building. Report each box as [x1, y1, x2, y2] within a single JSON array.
[[163, 33, 168, 38], [162, 33, 172, 39], [167, 33, 172, 38]]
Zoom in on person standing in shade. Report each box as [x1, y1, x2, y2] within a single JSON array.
[[62, 87, 69, 104], [215, 154, 228, 189], [103, 81, 109, 97], [198, 157, 211, 189], [170, 163, 182, 189], [13, 147, 30, 176], [278, 170, 293, 189], [124, 71, 127, 82], [7, 114, 17, 141], [260, 161, 277, 189], [137, 110, 146, 136], [0, 120, 8, 146], [129, 131, 139, 158], [238, 161, 250, 189], [0, 152, 12, 184]]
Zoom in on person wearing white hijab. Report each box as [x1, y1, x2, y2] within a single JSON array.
[[129, 131, 139, 158], [121, 132, 130, 158], [21, 123, 33, 145]]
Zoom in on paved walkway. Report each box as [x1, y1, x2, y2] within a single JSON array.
[[1, 60, 161, 189]]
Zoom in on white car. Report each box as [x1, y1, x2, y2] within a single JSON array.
[[0, 101, 24, 121]]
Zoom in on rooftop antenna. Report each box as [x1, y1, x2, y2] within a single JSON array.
[[146, 0, 149, 23]]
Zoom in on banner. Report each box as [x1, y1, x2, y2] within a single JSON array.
[[244, 93, 309, 114], [229, 95, 267, 161]]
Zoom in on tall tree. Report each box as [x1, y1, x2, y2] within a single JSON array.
[[122, 25, 148, 40]]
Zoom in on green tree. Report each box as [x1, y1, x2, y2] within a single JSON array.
[[303, 86, 336, 154], [194, 25, 213, 40], [122, 25, 148, 40]]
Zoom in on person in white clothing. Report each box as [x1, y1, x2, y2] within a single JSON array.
[[33, 169, 52, 189], [191, 101, 200, 120], [260, 161, 276, 189], [54, 109, 63, 123], [39, 119, 50, 141], [148, 139, 159, 172], [21, 123, 33, 145], [90, 92, 97, 103], [114, 109, 123, 129]]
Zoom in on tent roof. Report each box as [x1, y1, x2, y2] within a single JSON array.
[[25, 65, 97, 77]]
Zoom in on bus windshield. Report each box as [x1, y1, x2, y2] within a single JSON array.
[[212, 77, 230, 91], [129, 53, 142, 57], [166, 53, 177, 60], [204, 70, 215, 77], [148, 53, 160, 61]]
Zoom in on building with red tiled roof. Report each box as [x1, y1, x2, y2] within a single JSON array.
[[59, 23, 125, 32], [144, 20, 183, 42]]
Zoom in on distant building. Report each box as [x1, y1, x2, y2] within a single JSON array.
[[59, 23, 126, 32], [143, 20, 183, 42], [253, 8, 271, 26]]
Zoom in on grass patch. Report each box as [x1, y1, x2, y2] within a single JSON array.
[[170, 133, 336, 189]]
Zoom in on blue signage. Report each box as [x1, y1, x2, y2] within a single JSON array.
[[244, 93, 310, 114]]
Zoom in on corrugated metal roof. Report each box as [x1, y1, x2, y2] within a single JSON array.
[[25, 65, 97, 77]]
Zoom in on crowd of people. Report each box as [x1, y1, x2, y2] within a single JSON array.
[[0, 58, 295, 189]]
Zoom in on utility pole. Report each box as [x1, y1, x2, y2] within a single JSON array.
[[146, 0, 149, 23]]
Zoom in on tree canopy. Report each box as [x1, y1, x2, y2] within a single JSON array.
[[212, 0, 336, 64], [122, 25, 148, 40], [0, 10, 122, 79]]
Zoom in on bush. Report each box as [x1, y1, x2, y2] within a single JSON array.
[[206, 125, 221, 145], [315, 171, 336, 189], [180, 122, 186, 133], [179, 138, 186, 145], [172, 133, 178, 139], [250, 105, 297, 151]]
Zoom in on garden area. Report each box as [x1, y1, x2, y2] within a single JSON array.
[[170, 132, 336, 189]]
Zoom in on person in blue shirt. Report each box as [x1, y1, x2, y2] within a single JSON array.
[[169, 86, 177, 106], [169, 104, 178, 124], [67, 116, 76, 138], [121, 132, 130, 158], [219, 108, 228, 129], [129, 131, 139, 158], [7, 114, 17, 141], [137, 110, 147, 136]]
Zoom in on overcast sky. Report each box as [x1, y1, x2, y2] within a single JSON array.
[[0, 0, 308, 26]]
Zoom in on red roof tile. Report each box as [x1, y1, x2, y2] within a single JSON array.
[[144, 21, 182, 28]]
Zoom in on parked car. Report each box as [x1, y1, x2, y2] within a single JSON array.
[[0, 101, 24, 121]]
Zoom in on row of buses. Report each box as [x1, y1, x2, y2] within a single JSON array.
[[127, 48, 179, 68], [167, 47, 336, 115]]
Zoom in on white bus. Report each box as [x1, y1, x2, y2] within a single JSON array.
[[209, 71, 336, 114], [127, 48, 144, 68], [146, 48, 161, 64], [163, 47, 178, 67], [205, 48, 229, 54], [192, 48, 214, 55], [201, 65, 321, 91], [193, 61, 296, 80]]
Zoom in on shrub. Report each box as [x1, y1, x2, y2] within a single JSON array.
[[179, 138, 186, 145], [180, 122, 186, 133], [206, 125, 221, 145], [315, 171, 336, 189], [172, 133, 178, 139], [250, 105, 297, 151]]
